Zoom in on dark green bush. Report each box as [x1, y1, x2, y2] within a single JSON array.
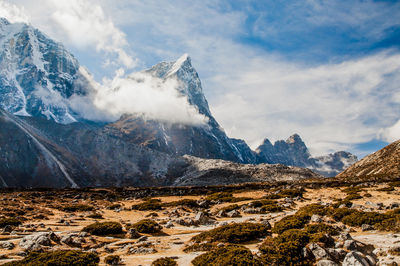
[[128, 219, 162, 234], [272, 214, 310, 234], [4, 250, 99, 266], [192, 245, 261, 266], [329, 208, 357, 221], [163, 199, 199, 209], [205, 192, 250, 203], [0, 217, 22, 228], [82, 222, 123, 236], [104, 255, 121, 265], [341, 211, 388, 227], [131, 199, 163, 211], [296, 204, 328, 217], [192, 222, 270, 244], [265, 188, 304, 199], [259, 229, 313, 265], [151, 257, 177, 266], [61, 204, 94, 212], [304, 223, 339, 235]]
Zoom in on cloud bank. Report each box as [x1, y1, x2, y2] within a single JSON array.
[[70, 68, 208, 126]]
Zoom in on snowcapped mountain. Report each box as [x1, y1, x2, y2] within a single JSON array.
[[0, 18, 92, 124], [0, 18, 357, 185], [255, 134, 358, 176], [107, 54, 256, 164]]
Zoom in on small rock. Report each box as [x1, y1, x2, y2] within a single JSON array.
[[309, 243, 331, 260], [338, 232, 353, 241], [164, 221, 174, 228], [127, 228, 141, 239], [260, 220, 271, 229], [0, 241, 15, 250], [316, 260, 339, 266], [226, 210, 241, 218], [343, 240, 358, 251], [137, 236, 148, 242], [311, 214, 323, 223], [361, 224, 374, 231]]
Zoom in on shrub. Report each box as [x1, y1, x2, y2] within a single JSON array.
[[205, 192, 249, 203], [104, 255, 120, 265], [192, 245, 261, 266], [131, 199, 163, 211], [3, 250, 99, 266], [297, 204, 328, 217], [128, 219, 162, 234], [259, 229, 313, 265], [265, 188, 304, 199], [341, 211, 388, 227], [191, 222, 270, 244], [61, 204, 94, 212], [82, 222, 123, 236], [0, 217, 22, 228], [272, 214, 310, 234], [329, 208, 357, 221], [304, 223, 338, 235], [261, 204, 283, 213], [163, 199, 199, 209], [151, 257, 177, 266]]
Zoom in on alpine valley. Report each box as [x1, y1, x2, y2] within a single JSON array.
[[0, 18, 358, 188]]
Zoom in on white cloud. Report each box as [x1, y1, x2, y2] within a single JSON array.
[[69, 67, 208, 125], [0, 1, 28, 23], [208, 51, 400, 156], [380, 120, 400, 143], [0, 0, 135, 69]]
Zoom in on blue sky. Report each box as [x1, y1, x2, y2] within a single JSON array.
[[2, 0, 400, 158]]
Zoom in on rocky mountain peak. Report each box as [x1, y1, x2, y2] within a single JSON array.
[[0, 18, 92, 124], [145, 54, 212, 119], [286, 133, 303, 144]]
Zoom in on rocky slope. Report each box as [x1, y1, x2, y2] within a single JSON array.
[[0, 108, 322, 188], [0, 18, 355, 187], [106, 54, 255, 164], [337, 139, 400, 179], [256, 134, 358, 176]]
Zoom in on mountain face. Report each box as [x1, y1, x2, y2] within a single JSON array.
[[0, 18, 92, 124], [0, 19, 354, 187], [106, 54, 256, 164], [337, 139, 400, 179], [255, 134, 358, 176], [0, 108, 321, 188]]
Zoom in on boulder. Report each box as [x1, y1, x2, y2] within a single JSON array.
[[316, 260, 339, 266], [311, 214, 323, 223], [342, 251, 371, 266], [19, 232, 58, 251], [0, 241, 15, 250], [226, 210, 241, 218], [309, 243, 332, 260], [344, 240, 358, 251]]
